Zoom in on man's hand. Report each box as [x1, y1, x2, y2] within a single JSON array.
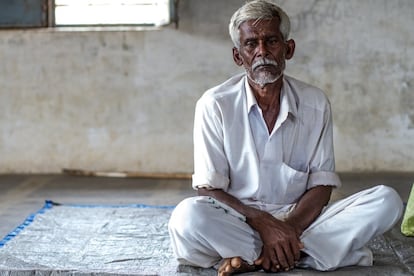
[[197, 187, 323, 272], [248, 211, 304, 272]]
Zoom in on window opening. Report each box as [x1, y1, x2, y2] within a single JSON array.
[[54, 0, 173, 27]]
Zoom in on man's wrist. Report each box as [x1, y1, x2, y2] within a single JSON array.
[[284, 217, 305, 236]]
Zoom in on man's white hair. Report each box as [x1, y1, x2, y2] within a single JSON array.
[[229, 0, 291, 49]]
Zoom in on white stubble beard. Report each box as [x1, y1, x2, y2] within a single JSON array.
[[247, 58, 285, 88]]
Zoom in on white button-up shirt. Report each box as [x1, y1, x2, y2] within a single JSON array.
[[192, 73, 341, 210]]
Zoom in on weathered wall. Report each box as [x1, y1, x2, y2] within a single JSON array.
[[0, 0, 413, 173]]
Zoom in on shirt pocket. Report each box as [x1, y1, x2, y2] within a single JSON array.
[[279, 162, 309, 204]]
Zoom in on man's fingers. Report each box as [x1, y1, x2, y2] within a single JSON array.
[[275, 245, 289, 269], [271, 258, 281, 272], [264, 249, 276, 271], [277, 241, 302, 270], [291, 241, 303, 261], [257, 240, 305, 272], [257, 247, 281, 272], [284, 244, 296, 268], [284, 240, 304, 270]]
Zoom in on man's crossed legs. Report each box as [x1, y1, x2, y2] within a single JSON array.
[[169, 185, 403, 274]]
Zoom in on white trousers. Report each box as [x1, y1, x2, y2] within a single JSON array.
[[168, 185, 403, 271]]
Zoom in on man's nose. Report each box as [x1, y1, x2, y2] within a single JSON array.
[[256, 41, 268, 57]]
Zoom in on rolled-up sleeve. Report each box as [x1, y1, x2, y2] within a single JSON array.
[[308, 171, 341, 189], [192, 171, 229, 190], [308, 98, 341, 189]]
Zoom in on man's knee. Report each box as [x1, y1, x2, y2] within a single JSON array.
[[169, 196, 209, 236], [168, 197, 221, 267], [375, 185, 403, 211], [169, 197, 194, 234], [371, 185, 404, 224]]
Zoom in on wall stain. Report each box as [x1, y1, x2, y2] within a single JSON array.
[[400, 80, 414, 129]]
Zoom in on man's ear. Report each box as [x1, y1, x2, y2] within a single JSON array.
[[285, 39, 295, 60], [232, 47, 244, 66]]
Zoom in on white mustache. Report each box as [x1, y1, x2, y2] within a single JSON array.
[[252, 58, 279, 71]]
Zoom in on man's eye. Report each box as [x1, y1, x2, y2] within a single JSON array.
[[267, 38, 279, 45], [245, 41, 257, 47]]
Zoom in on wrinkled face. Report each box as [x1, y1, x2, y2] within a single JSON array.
[[233, 18, 294, 88]]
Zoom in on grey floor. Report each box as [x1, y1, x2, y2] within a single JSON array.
[[0, 172, 413, 275]]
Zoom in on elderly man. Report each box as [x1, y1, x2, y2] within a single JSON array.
[[168, 0, 403, 275]]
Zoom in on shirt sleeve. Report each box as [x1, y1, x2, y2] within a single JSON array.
[[192, 95, 230, 191], [308, 99, 342, 189]]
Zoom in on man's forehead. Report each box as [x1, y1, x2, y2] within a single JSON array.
[[239, 18, 282, 37]]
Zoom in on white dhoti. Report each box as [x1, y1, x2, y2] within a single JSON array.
[[168, 185, 403, 271]]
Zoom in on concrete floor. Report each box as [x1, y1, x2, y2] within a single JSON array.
[[0, 172, 413, 275]]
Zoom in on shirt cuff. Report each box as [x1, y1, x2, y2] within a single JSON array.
[[192, 171, 229, 191], [308, 171, 342, 189]]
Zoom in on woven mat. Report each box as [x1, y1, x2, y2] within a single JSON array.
[[0, 201, 412, 276], [0, 201, 197, 275]]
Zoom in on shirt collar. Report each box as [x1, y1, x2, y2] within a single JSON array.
[[244, 75, 298, 119], [245, 76, 257, 113]]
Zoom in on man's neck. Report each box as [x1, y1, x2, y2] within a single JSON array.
[[248, 77, 283, 112], [247, 76, 283, 134]]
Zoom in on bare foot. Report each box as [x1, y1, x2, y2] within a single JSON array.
[[217, 257, 260, 276]]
